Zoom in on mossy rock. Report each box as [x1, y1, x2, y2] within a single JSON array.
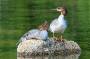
[[17, 38, 81, 57]]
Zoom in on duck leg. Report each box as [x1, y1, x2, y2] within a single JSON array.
[[53, 32, 55, 38], [61, 35, 63, 41], [53, 33, 58, 40]]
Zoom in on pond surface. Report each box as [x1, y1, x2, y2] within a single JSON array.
[[17, 54, 80, 59]]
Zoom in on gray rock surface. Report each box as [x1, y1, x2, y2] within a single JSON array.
[[17, 38, 81, 57], [17, 54, 80, 59]]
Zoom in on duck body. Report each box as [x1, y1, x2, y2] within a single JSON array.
[[20, 29, 48, 42], [49, 14, 67, 34]]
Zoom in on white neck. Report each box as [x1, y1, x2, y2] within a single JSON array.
[[57, 14, 64, 22], [61, 12, 63, 15], [58, 14, 64, 19]]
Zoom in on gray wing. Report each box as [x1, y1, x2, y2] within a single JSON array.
[[16, 29, 40, 45], [20, 29, 39, 41], [22, 29, 39, 38]]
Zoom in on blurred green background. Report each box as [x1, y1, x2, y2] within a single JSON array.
[[0, 0, 90, 59]]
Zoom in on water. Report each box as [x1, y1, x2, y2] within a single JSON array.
[[17, 54, 80, 59]]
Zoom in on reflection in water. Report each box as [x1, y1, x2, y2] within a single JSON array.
[[17, 54, 80, 59]]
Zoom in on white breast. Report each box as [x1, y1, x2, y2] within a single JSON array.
[[49, 15, 67, 33]]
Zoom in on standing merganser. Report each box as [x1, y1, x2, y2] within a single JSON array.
[[49, 7, 67, 41]]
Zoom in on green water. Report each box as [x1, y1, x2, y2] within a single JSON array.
[[0, 0, 90, 59]]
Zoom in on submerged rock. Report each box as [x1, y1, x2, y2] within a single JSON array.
[[17, 38, 81, 57]]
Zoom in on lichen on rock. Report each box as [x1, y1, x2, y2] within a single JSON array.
[[17, 38, 81, 57]]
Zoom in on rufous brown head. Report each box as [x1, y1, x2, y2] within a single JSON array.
[[38, 21, 48, 30], [56, 7, 67, 16]]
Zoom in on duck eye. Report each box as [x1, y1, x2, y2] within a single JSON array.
[[57, 7, 61, 9]]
